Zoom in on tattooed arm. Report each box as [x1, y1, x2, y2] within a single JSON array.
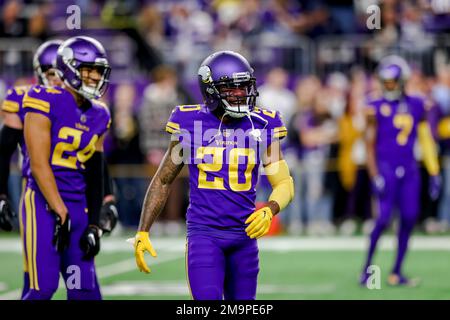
[[133, 140, 184, 273], [138, 140, 184, 231]]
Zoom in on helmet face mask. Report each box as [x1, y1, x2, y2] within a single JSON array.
[[33, 40, 64, 87], [379, 65, 402, 101], [77, 62, 111, 100], [216, 77, 257, 118], [198, 51, 258, 118], [377, 55, 410, 101], [56, 36, 111, 100]]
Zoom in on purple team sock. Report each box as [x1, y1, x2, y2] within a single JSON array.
[[21, 272, 30, 299], [67, 289, 102, 300], [392, 222, 414, 275], [22, 289, 55, 300], [363, 220, 388, 271], [67, 276, 102, 300]]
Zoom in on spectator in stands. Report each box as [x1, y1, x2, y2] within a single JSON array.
[[0, 0, 27, 38], [107, 83, 146, 229], [400, 1, 435, 75], [258, 67, 297, 122], [336, 70, 371, 235], [281, 75, 322, 234], [432, 65, 450, 231], [299, 87, 339, 235], [270, 0, 329, 38], [28, 6, 50, 41], [363, 1, 401, 68]]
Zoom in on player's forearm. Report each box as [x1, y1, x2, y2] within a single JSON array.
[[366, 146, 379, 179], [102, 155, 114, 199], [267, 201, 281, 216], [85, 151, 104, 226], [138, 142, 184, 232], [418, 121, 440, 176], [0, 125, 22, 195], [365, 119, 379, 179], [265, 160, 294, 214], [31, 161, 67, 216], [138, 176, 171, 232]]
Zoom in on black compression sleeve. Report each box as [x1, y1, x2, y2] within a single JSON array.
[[103, 156, 114, 197], [85, 151, 104, 226], [0, 126, 22, 195]]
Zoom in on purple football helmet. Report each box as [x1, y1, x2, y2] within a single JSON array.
[[377, 55, 410, 101], [56, 36, 111, 99], [378, 64, 402, 82], [33, 39, 63, 86], [198, 51, 258, 118]]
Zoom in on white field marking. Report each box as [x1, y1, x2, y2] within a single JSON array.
[[0, 248, 183, 300], [97, 253, 183, 279], [3, 236, 450, 252], [0, 289, 21, 300], [55, 252, 183, 288], [100, 280, 336, 297]]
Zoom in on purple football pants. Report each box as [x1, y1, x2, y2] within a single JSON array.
[[364, 163, 420, 275], [21, 187, 101, 300], [186, 233, 259, 300]]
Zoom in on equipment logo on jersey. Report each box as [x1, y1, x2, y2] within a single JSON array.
[[381, 104, 392, 117], [222, 129, 233, 137]]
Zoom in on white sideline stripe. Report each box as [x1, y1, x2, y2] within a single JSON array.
[[0, 252, 183, 300], [100, 281, 336, 296], [2, 236, 450, 252], [0, 289, 21, 300], [97, 254, 183, 279]]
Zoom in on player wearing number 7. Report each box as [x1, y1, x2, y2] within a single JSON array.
[[21, 36, 111, 299], [131, 51, 294, 300], [360, 56, 441, 287]]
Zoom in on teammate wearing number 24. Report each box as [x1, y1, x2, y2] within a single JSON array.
[[21, 36, 111, 300], [361, 56, 441, 287], [131, 51, 294, 300]]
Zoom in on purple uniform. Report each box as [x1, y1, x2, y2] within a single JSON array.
[[363, 95, 426, 278], [1, 86, 31, 178], [1, 85, 32, 298], [166, 104, 286, 299], [20, 85, 110, 300], [369, 96, 426, 169]]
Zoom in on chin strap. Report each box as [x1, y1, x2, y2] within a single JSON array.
[[208, 111, 229, 144], [208, 109, 269, 144], [383, 86, 403, 101], [247, 111, 268, 142]]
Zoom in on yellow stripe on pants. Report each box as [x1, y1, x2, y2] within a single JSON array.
[[24, 189, 34, 289], [185, 240, 194, 300], [19, 178, 27, 273], [31, 190, 39, 290]]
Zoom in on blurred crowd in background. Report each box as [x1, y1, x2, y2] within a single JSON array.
[[1, 0, 450, 236]]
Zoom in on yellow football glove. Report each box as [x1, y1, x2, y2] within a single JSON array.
[[133, 231, 157, 273], [245, 207, 273, 239]]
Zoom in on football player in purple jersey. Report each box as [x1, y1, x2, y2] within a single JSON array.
[[131, 51, 295, 300], [0, 40, 63, 298], [20, 36, 112, 300], [360, 56, 441, 287]]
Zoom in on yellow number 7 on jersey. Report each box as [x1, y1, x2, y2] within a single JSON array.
[[393, 114, 413, 146]]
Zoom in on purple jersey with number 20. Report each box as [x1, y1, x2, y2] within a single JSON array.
[[166, 104, 287, 235]]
